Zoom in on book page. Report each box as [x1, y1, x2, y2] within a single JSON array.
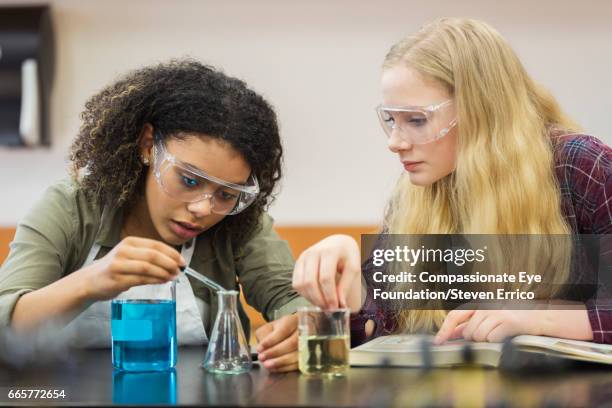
[[357, 335, 502, 353], [513, 335, 612, 362]]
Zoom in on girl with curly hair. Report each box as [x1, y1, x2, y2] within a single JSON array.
[[293, 18, 612, 345], [0, 59, 307, 372]]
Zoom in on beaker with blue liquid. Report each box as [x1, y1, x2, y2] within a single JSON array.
[[111, 280, 177, 371]]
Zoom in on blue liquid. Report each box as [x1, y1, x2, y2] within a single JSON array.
[[111, 299, 177, 371]]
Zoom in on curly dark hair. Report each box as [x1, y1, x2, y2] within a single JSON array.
[[69, 59, 283, 245]]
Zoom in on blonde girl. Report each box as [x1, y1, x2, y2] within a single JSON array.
[[292, 18, 612, 345]]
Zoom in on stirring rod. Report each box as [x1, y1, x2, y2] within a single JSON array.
[[180, 266, 226, 292]]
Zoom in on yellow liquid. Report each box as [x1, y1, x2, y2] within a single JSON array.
[[298, 335, 349, 377]]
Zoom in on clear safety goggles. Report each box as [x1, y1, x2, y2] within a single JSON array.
[[152, 139, 259, 215], [376, 99, 457, 145]]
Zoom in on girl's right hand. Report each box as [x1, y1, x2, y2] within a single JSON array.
[[78, 237, 186, 301], [292, 234, 364, 312]]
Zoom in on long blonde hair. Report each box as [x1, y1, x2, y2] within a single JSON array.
[[383, 18, 578, 333]]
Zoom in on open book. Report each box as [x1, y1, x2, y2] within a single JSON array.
[[350, 335, 612, 367]]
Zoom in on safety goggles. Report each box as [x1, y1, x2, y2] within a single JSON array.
[[376, 99, 457, 145], [152, 138, 259, 215]]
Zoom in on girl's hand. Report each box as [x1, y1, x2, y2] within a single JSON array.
[[292, 235, 363, 312], [433, 309, 544, 344], [78, 236, 185, 301], [255, 314, 299, 372]]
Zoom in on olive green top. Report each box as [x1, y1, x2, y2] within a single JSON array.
[[0, 179, 308, 339]]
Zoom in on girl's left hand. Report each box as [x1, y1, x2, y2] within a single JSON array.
[[255, 314, 299, 372], [433, 309, 543, 344]]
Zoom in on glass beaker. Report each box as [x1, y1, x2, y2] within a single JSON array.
[[202, 290, 252, 374], [298, 307, 350, 378], [111, 281, 177, 371]]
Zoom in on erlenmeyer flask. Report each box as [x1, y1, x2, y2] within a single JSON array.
[[202, 290, 252, 374]]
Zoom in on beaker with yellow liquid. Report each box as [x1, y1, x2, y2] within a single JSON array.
[[297, 307, 350, 378]]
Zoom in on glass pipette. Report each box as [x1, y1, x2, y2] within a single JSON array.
[[180, 266, 225, 292]]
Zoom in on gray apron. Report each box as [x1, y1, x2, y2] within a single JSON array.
[[62, 238, 208, 348]]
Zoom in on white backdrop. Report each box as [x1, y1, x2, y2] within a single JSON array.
[[0, 0, 610, 226]]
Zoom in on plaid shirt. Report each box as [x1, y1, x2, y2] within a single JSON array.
[[351, 134, 612, 346], [554, 134, 612, 343]]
